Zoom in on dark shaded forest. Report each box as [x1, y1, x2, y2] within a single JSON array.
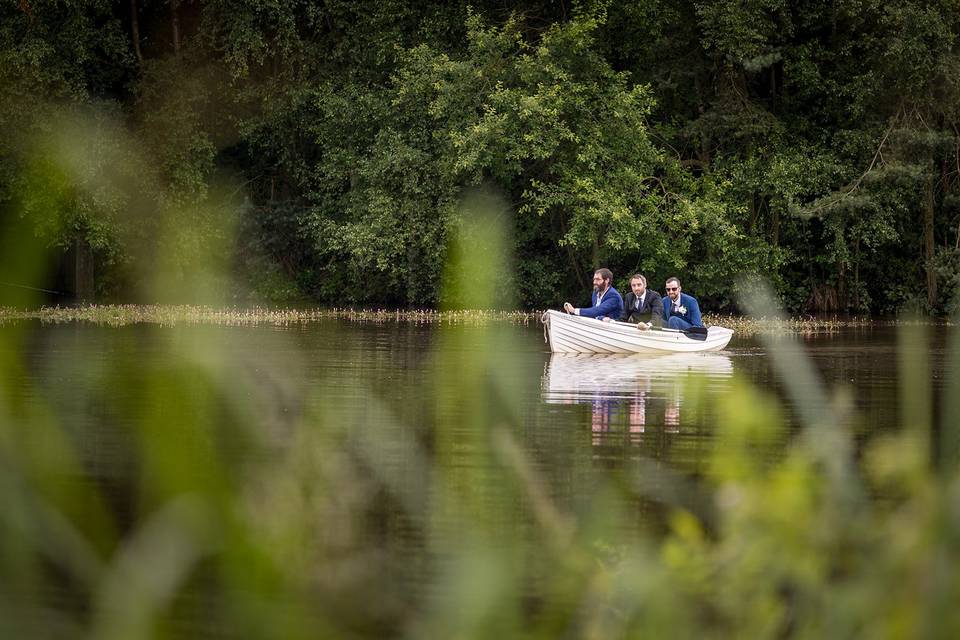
[[3, 0, 960, 313]]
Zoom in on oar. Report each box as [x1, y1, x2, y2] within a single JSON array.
[[646, 325, 709, 341], [609, 318, 710, 340]]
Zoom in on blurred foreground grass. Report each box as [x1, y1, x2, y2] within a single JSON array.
[[4, 292, 960, 638], [3, 117, 960, 638]]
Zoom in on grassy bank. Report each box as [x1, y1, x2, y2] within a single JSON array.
[[0, 304, 936, 335], [0, 304, 538, 327]]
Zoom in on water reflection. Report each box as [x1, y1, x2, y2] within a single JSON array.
[[542, 352, 734, 444]]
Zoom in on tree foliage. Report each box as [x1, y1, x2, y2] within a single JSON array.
[[3, 0, 960, 311]]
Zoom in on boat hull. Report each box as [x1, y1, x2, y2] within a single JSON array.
[[543, 310, 733, 353]]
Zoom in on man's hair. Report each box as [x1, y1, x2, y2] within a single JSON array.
[[630, 274, 646, 286], [595, 268, 613, 283], [665, 276, 681, 288]]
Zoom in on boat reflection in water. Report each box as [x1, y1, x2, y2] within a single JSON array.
[[542, 352, 734, 446]]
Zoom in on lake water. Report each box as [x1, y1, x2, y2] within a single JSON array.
[[0, 319, 950, 635]]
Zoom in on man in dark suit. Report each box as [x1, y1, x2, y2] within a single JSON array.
[[563, 267, 624, 320], [611, 273, 663, 328], [662, 276, 703, 329]]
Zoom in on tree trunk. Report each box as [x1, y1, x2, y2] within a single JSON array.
[[693, 72, 711, 168], [74, 237, 95, 302], [853, 238, 860, 311], [924, 172, 937, 308], [170, 0, 181, 55], [769, 64, 778, 113], [556, 213, 586, 289], [566, 243, 585, 290], [837, 258, 847, 311], [130, 0, 143, 64], [770, 200, 779, 246], [831, 1, 837, 39]]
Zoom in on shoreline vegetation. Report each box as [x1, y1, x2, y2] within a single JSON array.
[[0, 304, 940, 335]]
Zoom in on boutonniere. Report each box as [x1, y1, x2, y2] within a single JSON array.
[[678, 305, 687, 315]]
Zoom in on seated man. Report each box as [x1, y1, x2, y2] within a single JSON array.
[[563, 268, 624, 321], [616, 273, 663, 329], [661, 276, 703, 330]]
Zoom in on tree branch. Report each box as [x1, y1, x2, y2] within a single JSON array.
[[804, 124, 894, 215]]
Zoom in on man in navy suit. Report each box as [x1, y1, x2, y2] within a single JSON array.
[[662, 276, 703, 330], [563, 268, 624, 320], [613, 273, 663, 328]]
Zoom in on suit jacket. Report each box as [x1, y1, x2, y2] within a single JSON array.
[[578, 287, 624, 320], [620, 290, 664, 325], [662, 292, 703, 327]]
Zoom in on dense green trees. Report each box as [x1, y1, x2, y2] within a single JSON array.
[[2, 0, 960, 312]]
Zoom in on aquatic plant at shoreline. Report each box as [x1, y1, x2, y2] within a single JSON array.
[[0, 304, 540, 327], [0, 304, 928, 335]]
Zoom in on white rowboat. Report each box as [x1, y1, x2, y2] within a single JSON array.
[[543, 309, 733, 353]]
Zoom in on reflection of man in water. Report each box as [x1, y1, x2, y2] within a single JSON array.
[[664, 404, 680, 426], [591, 398, 615, 447], [591, 399, 614, 433], [592, 392, 649, 442], [564, 268, 624, 321], [629, 394, 646, 433], [665, 399, 680, 432]]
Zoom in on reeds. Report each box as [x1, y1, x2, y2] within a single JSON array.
[[0, 305, 540, 327], [0, 305, 927, 334]]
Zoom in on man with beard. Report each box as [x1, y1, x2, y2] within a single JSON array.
[[662, 276, 703, 330], [563, 268, 624, 321], [611, 273, 663, 329]]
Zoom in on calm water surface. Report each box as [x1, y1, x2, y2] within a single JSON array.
[[1, 319, 950, 634], [9, 319, 949, 513], [12, 319, 947, 533]]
